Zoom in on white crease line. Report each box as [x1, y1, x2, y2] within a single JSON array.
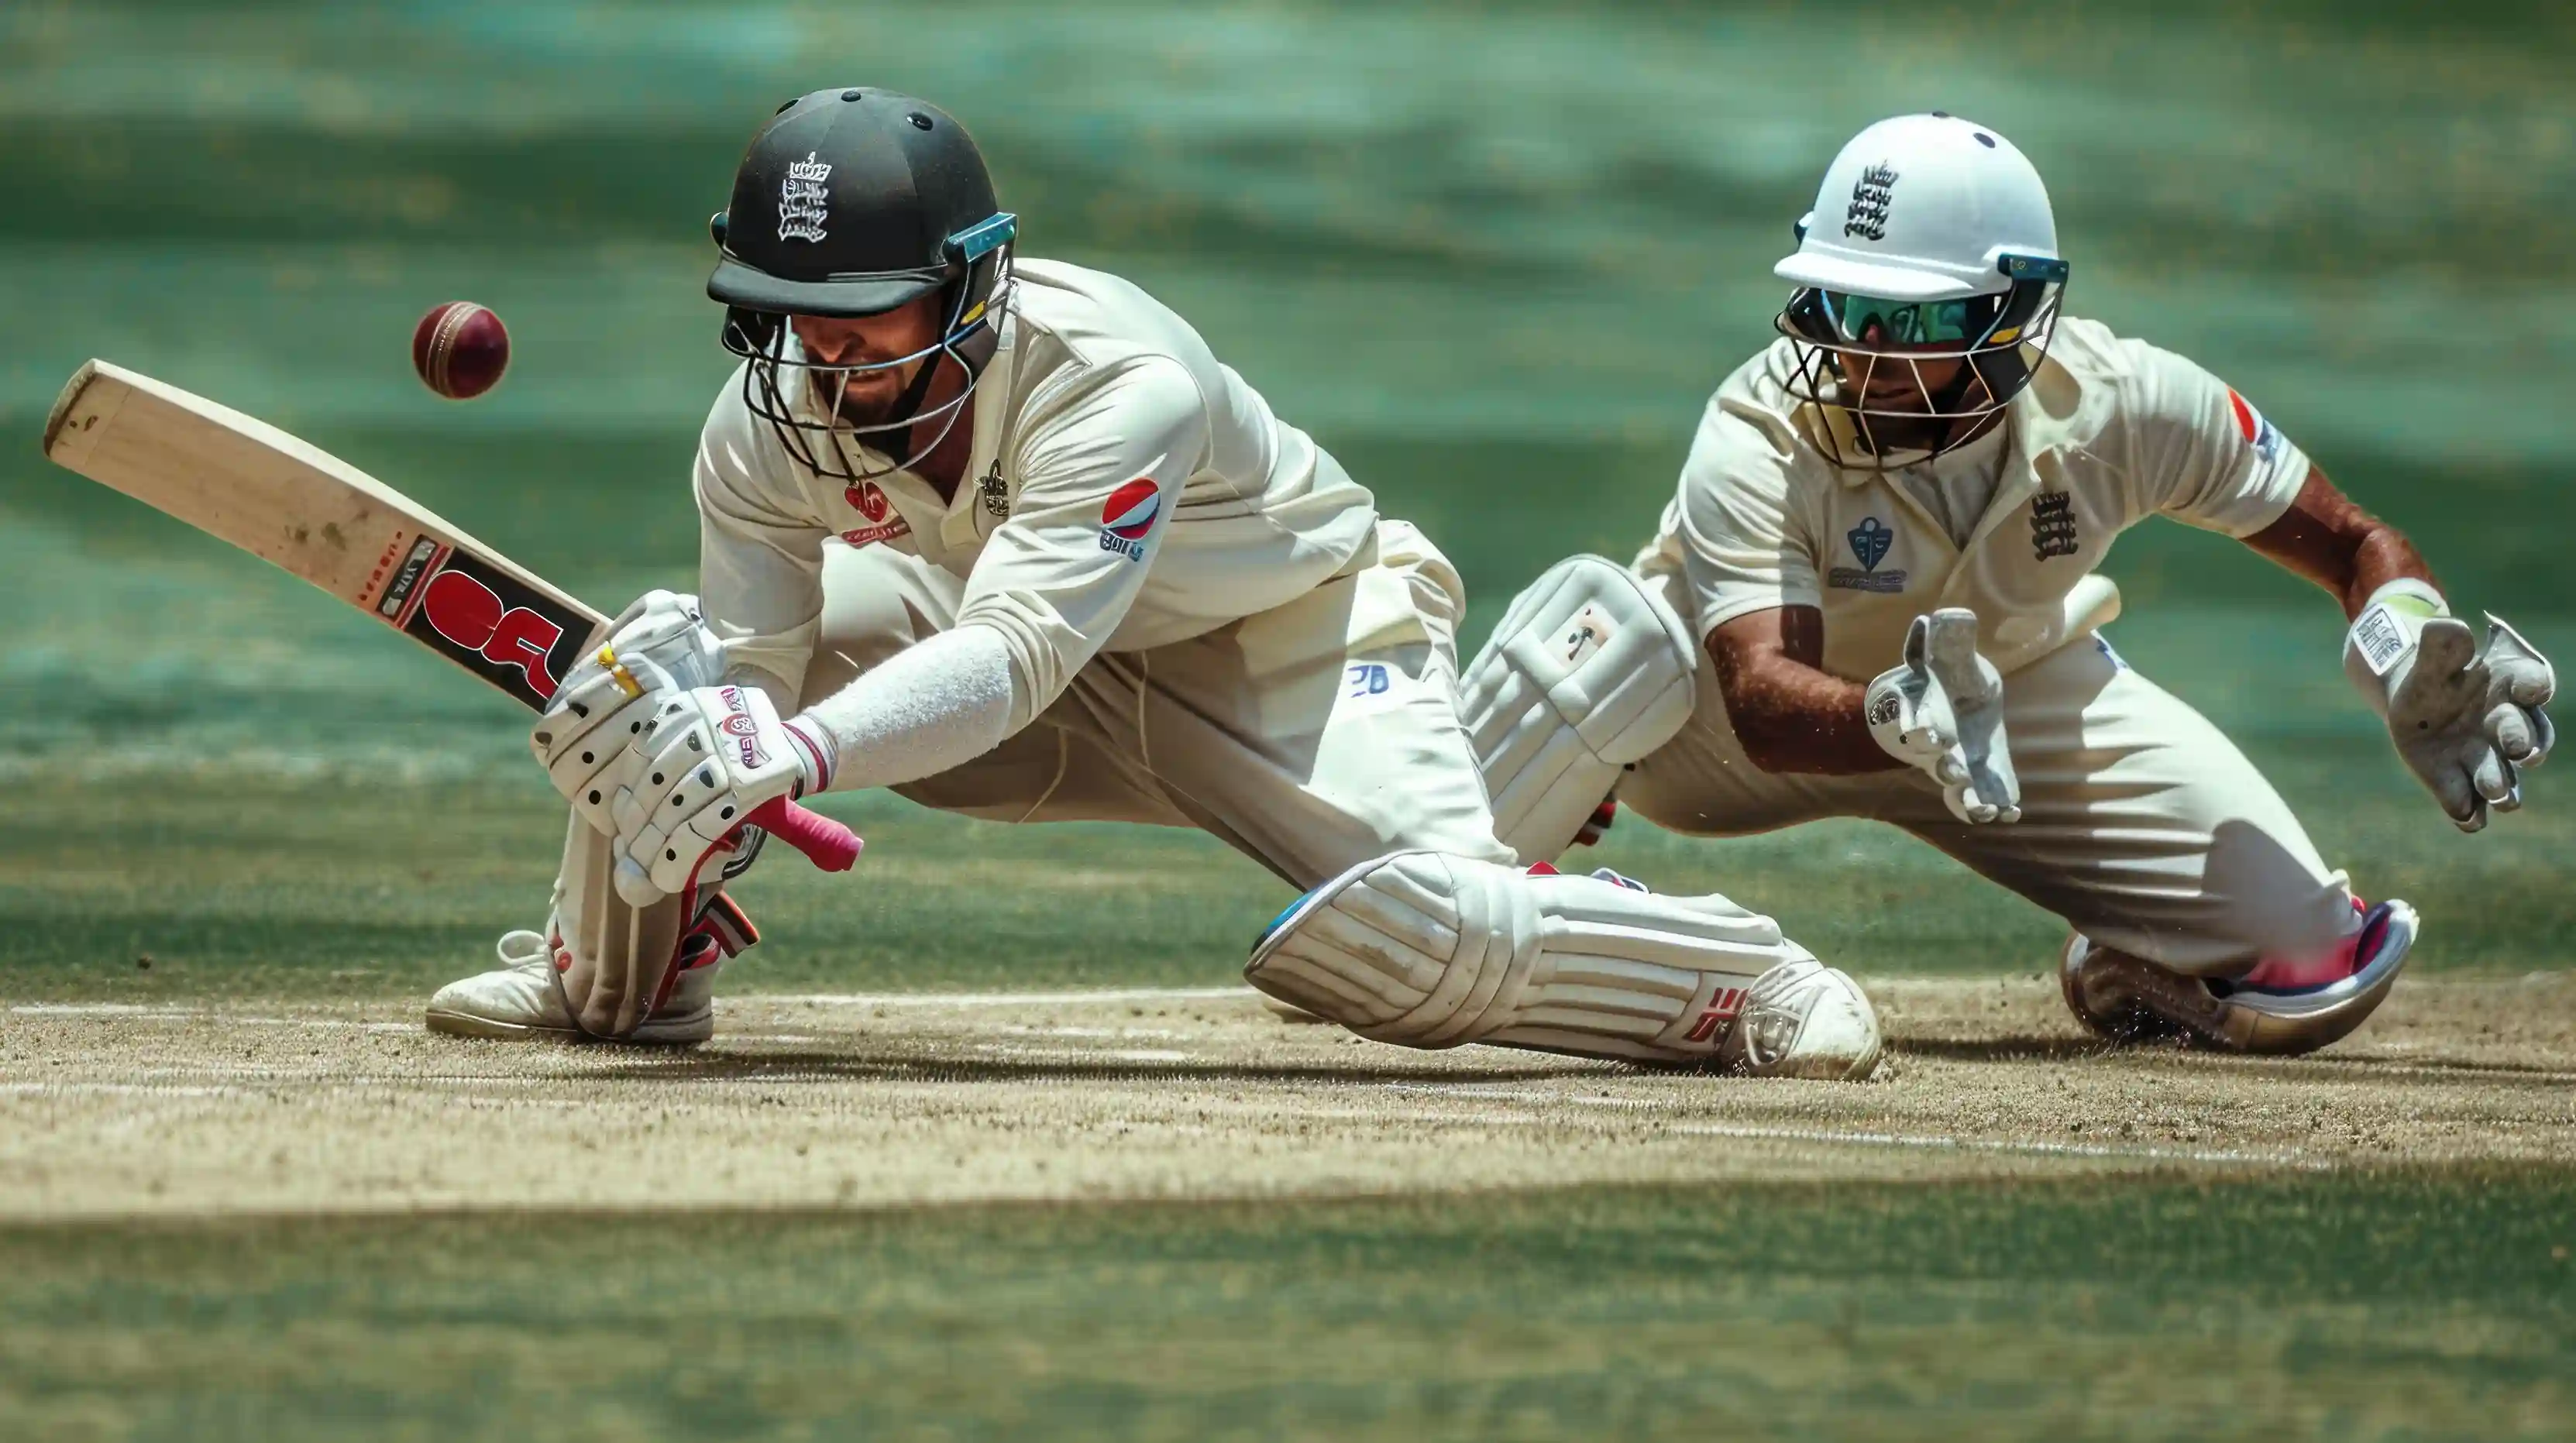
[[969, 1044, 1195, 1063], [993, 1026, 1186, 1040], [7, 1005, 195, 1017], [1378, 1083, 2333, 1170], [757, 987, 1255, 1008], [0, 1083, 236, 1097]]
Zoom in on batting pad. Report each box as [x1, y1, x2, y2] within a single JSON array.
[[549, 811, 735, 1038], [1245, 851, 1813, 1064], [1460, 556, 1698, 864]]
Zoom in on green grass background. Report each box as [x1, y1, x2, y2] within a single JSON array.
[[3, 5, 2573, 1438], [4, 1172, 2571, 1441]]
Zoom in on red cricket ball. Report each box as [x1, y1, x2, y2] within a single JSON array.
[[411, 301, 510, 400]]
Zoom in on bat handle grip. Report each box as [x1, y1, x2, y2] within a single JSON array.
[[746, 796, 864, 873]]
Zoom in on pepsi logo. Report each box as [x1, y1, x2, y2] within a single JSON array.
[[2227, 390, 2260, 444], [2227, 388, 2285, 463], [1100, 479, 1161, 541]]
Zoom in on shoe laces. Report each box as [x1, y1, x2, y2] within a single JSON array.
[[494, 929, 552, 974]]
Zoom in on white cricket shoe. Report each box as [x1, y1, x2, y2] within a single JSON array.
[[2058, 899, 2416, 1056], [425, 929, 719, 1045], [1718, 957, 1883, 1081]]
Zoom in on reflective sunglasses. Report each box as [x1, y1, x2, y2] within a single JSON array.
[[1816, 291, 1992, 345]]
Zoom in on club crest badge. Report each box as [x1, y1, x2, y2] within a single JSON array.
[[1848, 516, 1893, 572], [1828, 515, 1907, 593], [839, 480, 910, 548], [779, 151, 833, 243]]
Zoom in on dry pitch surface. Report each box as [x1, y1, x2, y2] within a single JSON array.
[[7, 975, 2573, 1218]]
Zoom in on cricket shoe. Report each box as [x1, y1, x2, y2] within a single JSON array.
[[1714, 957, 1883, 1081], [425, 928, 724, 1045], [2058, 899, 2416, 1056]]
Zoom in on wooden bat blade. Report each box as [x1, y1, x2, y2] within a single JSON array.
[[41, 359, 863, 876], [44, 358, 599, 710]]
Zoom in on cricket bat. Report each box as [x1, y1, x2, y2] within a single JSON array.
[[41, 358, 861, 874]]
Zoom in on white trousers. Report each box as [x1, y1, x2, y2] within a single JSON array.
[[1622, 634, 2358, 974], [803, 521, 1515, 888]]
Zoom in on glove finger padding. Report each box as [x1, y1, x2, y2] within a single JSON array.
[[2387, 618, 2514, 832], [610, 685, 807, 906], [2481, 615, 2555, 767]]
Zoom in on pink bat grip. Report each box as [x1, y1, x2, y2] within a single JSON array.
[[745, 796, 864, 872]]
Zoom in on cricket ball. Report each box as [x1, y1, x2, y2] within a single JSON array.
[[412, 301, 510, 400]]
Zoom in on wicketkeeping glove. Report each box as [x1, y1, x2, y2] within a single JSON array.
[[1866, 608, 2023, 825], [2345, 579, 2555, 833]]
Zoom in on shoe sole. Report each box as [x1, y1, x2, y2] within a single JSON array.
[[423, 1006, 713, 1046], [2056, 902, 2416, 1056]]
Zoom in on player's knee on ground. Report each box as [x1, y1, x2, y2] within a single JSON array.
[[1460, 556, 1699, 864], [2069, 818, 2361, 977]]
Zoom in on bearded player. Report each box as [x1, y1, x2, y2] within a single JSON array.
[[1463, 113, 2556, 1055], [420, 88, 1881, 1077]]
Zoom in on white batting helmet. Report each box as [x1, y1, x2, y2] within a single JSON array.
[[1772, 114, 2071, 468]]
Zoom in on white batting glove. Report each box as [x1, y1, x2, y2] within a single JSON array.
[[597, 684, 835, 906], [530, 592, 732, 835], [2346, 580, 2555, 833], [1865, 608, 2023, 826]]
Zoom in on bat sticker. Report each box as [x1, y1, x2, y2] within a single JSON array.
[[396, 548, 590, 707]]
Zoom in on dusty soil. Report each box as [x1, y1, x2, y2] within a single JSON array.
[[3, 976, 2571, 1219]]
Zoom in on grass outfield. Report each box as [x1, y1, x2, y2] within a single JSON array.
[[2, 1175, 2569, 1441]]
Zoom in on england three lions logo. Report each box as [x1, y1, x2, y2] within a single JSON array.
[[1844, 163, 1898, 242], [779, 152, 832, 242], [1097, 479, 1161, 562], [2031, 491, 2079, 560]]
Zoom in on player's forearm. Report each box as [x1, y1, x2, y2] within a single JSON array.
[[2244, 465, 2436, 620], [793, 625, 1016, 793], [1711, 645, 1905, 776]]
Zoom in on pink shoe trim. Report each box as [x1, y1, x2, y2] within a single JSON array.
[[2241, 897, 2371, 991]]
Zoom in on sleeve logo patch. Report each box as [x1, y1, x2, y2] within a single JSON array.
[[1098, 478, 1161, 561], [2227, 388, 2285, 466]]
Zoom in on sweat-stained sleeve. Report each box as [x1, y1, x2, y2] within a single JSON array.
[[691, 383, 833, 703], [2117, 338, 2312, 538], [1671, 396, 1824, 639], [954, 356, 1211, 731]]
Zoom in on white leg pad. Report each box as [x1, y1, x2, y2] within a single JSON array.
[[1246, 851, 1880, 1075], [1460, 556, 1700, 864]]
